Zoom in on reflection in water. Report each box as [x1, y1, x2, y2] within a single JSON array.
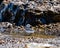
[[0, 2, 56, 26]]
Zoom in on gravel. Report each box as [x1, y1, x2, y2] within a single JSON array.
[[0, 34, 60, 48]]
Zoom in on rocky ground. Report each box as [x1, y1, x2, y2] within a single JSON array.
[[0, 22, 60, 48], [0, 22, 60, 36], [0, 33, 60, 48], [0, 0, 60, 48]]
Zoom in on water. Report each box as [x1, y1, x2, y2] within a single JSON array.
[[0, 0, 3, 4], [0, 1, 54, 26]]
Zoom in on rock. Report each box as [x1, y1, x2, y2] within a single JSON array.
[[26, 43, 57, 48], [0, 22, 14, 33], [44, 23, 60, 36], [0, 39, 5, 44], [0, 27, 6, 32], [6, 22, 13, 28], [53, 15, 60, 22]]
